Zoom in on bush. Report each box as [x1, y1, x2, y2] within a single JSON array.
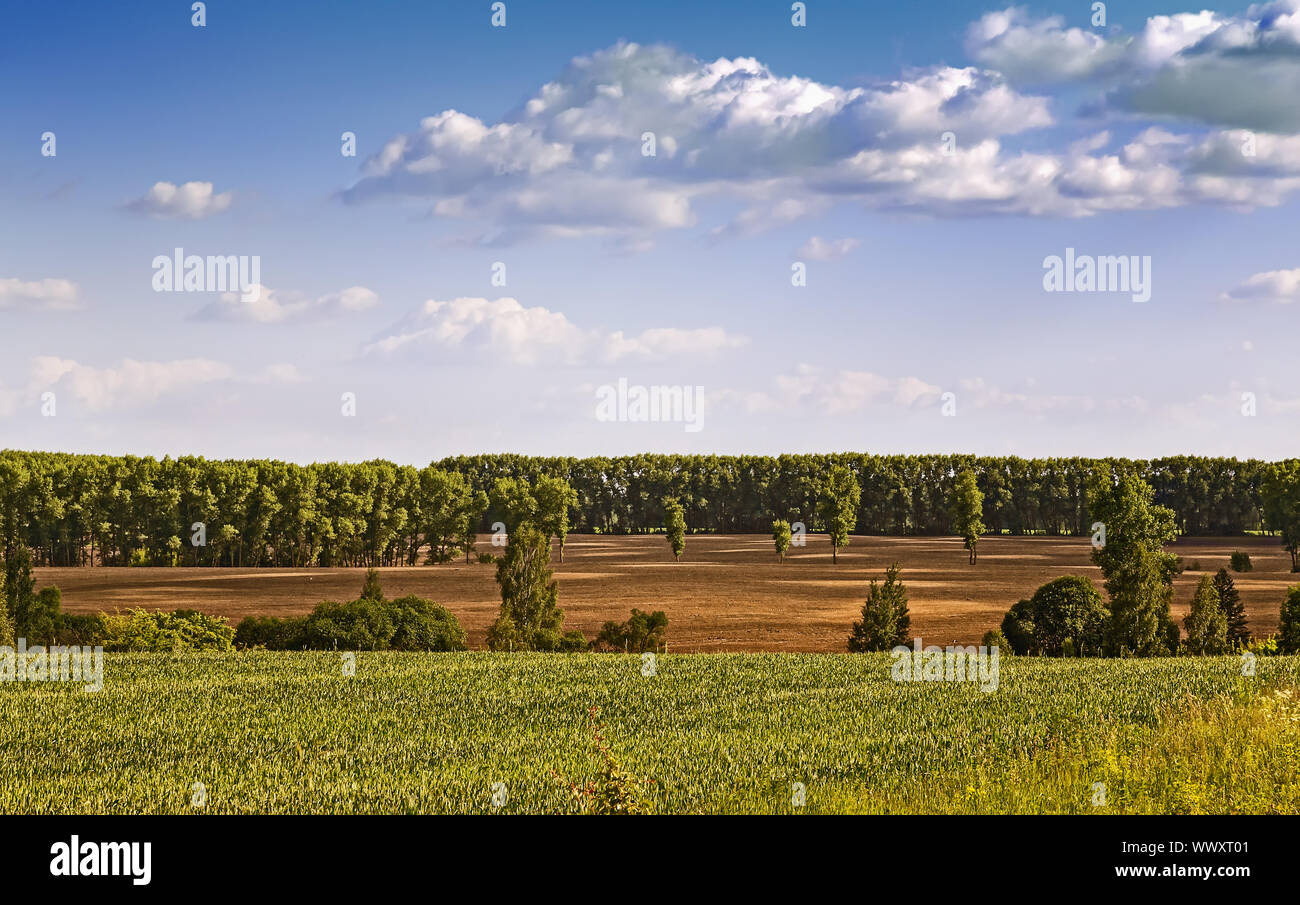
[[302, 598, 395, 651], [1245, 635, 1279, 656], [981, 628, 1010, 652], [240, 594, 469, 652], [0, 608, 13, 647], [388, 595, 467, 651], [847, 564, 910, 652], [1230, 551, 1253, 573], [1183, 575, 1229, 655], [1000, 600, 1036, 655], [234, 615, 307, 650], [100, 608, 235, 652], [594, 609, 668, 653], [1281, 586, 1300, 654], [56, 612, 106, 646], [477, 552, 498, 565]]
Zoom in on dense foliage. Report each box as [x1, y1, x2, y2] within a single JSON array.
[[1, 451, 1293, 568]]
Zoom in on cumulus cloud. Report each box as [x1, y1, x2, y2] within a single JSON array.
[[797, 237, 860, 261], [720, 365, 942, 415], [23, 356, 301, 411], [126, 181, 233, 219], [339, 35, 1300, 237], [1221, 268, 1300, 302], [363, 296, 745, 365], [969, 4, 1300, 133], [0, 277, 80, 310], [191, 285, 380, 323]]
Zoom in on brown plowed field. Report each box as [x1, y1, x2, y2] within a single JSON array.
[[38, 535, 1294, 651]]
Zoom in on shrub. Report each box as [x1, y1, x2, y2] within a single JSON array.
[[1183, 575, 1228, 655], [360, 568, 385, 601], [1000, 600, 1036, 655], [594, 609, 668, 653], [847, 564, 910, 652], [387, 595, 467, 651], [234, 615, 307, 650], [1280, 586, 1300, 655], [477, 552, 498, 565], [55, 612, 107, 646], [981, 628, 1010, 652], [772, 520, 792, 561], [1230, 551, 1253, 573], [1245, 635, 1279, 657], [101, 608, 235, 652], [0, 608, 13, 647], [302, 598, 394, 651]]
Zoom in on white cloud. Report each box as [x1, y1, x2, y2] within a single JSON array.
[[722, 365, 942, 415], [27, 357, 236, 411], [797, 237, 859, 261], [1221, 268, 1300, 302], [126, 181, 233, 219], [0, 277, 80, 310], [192, 285, 379, 323], [22, 356, 303, 411], [969, 4, 1300, 133], [363, 296, 745, 365]]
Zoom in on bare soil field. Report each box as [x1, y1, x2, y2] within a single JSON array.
[[38, 535, 1294, 652]]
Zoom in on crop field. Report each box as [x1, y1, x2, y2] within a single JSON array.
[[40, 535, 1297, 651], [2, 652, 1298, 815]]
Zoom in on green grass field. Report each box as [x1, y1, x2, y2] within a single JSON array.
[[3, 652, 1298, 814]]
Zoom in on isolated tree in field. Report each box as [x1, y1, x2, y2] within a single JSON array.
[[818, 465, 861, 565], [1000, 600, 1037, 655], [360, 567, 384, 601], [533, 476, 578, 562], [1087, 466, 1180, 656], [1262, 461, 1300, 572], [663, 498, 686, 561], [1024, 576, 1109, 657], [1183, 575, 1228, 655], [1212, 568, 1249, 649], [949, 467, 985, 565], [772, 519, 792, 561], [1280, 586, 1300, 654], [847, 563, 910, 652], [488, 523, 578, 651]]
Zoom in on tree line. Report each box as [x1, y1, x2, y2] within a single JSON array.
[[0, 450, 1295, 568]]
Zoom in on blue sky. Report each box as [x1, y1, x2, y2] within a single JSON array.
[[2, 1, 1298, 463]]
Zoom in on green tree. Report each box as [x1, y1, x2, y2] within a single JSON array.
[[360, 567, 384, 601], [1262, 461, 1300, 571], [488, 524, 578, 650], [847, 563, 910, 651], [594, 609, 668, 653], [1280, 585, 1300, 654], [818, 464, 861, 564], [1088, 466, 1179, 656], [1024, 576, 1109, 656], [771, 519, 792, 561], [2, 543, 37, 638], [949, 467, 986, 565], [534, 476, 578, 562], [1183, 574, 1228, 655], [663, 498, 686, 561], [1000, 600, 1037, 655], [1212, 568, 1249, 648]]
